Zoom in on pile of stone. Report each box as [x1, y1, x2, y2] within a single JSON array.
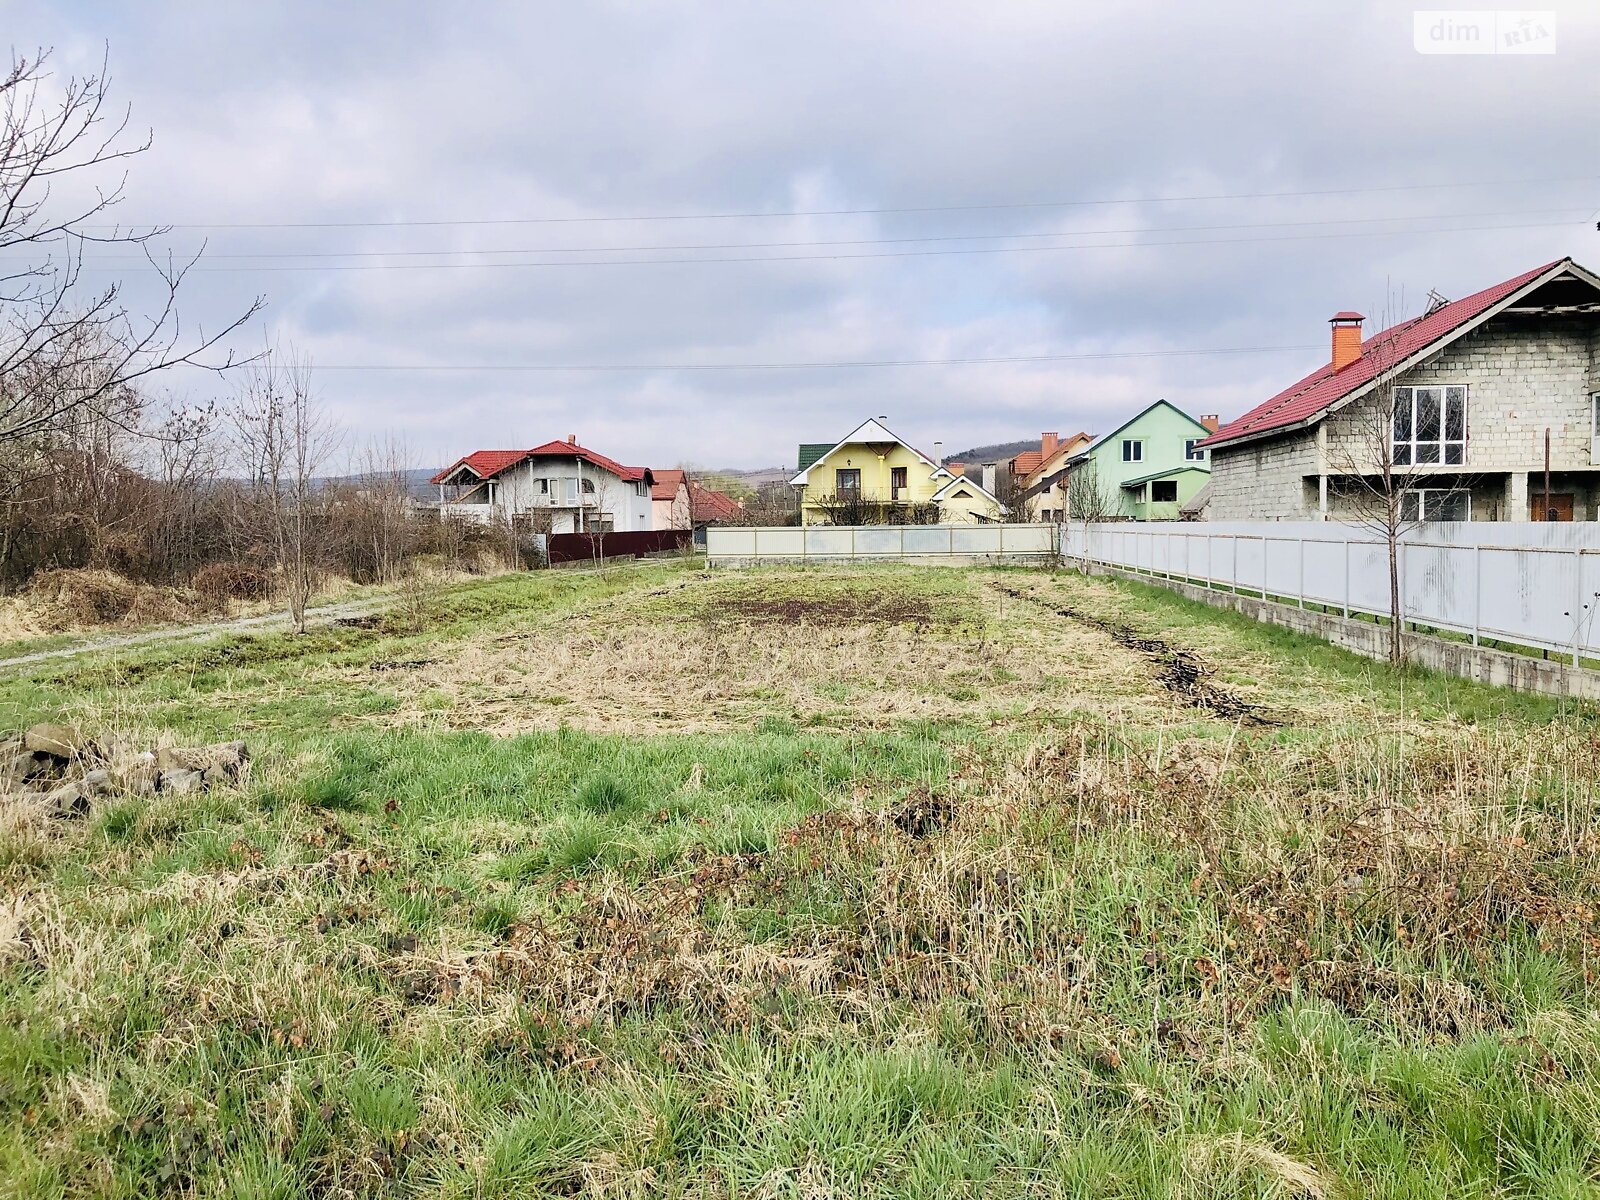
[[1, 723, 249, 818]]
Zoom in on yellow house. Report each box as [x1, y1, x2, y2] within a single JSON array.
[[790, 418, 1004, 525]]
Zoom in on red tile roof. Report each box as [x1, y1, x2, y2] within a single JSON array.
[[1011, 450, 1042, 476], [687, 482, 743, 523], [650, 468, 685, 501], [433, 450, 528, 481], [431, 440, 651, 485], [1203, 259, 1566, 449]]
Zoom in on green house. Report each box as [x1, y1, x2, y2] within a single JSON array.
[[1064, 400, 1214, 521]]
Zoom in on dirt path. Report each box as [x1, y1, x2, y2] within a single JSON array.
[[0, 597, 393, 670], [0, 561, 670, 672]]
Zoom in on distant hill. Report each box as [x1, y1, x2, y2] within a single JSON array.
[[318, 467, 441, 500], [940, 439, 1037, 465], [706, 466, 791, 488]]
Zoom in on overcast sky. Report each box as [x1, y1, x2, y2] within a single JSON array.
[[13, 2, 1600, 469]]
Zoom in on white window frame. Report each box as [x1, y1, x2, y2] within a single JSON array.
[[1184, 439, 1206, 462], [564, 477, 579, 504], [1121, 439, 1144, 463], [1391, 385, 1467, 467], [1400, 487, 1472, 523], [1150, 478, 1179, 504]]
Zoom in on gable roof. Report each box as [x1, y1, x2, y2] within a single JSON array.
[[431, 440, 651, 486], [789, 418, 950, 487], [650, 468, 686, 501], [686, 481, 743, 523], [930, 473, 1002, 508], [1011, 450, 1043, 476], [1204, 258, 1598, 450], [1073, 401, 1211, 462], [432, 450, 530, 482], [1022, 431, 1093, 483]]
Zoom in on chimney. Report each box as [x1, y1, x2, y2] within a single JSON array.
[[1200, 414, 1219, 433], [567, 433, 578, 444], [948, 461, 966, 477], [1329, 312, 1364, 371], [982, 463, 997, 494], [1041, 431, 1059, 458]]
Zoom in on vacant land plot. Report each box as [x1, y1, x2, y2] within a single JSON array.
[[2, 563, 1599, 1198]]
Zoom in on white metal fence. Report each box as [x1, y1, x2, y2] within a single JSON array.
[[707, 523, 1056, 563], [1064, 521, 1600, 663]]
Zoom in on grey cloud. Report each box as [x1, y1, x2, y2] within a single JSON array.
[[13, 0, 1599, 469]]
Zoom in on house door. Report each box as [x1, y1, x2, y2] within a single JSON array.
[[1532, 492, 1574, 521]]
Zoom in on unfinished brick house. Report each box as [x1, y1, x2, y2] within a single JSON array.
[[1201, 257, 1600, 522]]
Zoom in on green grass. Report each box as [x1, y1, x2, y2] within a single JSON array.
[[2, 562, 1599, 1197]]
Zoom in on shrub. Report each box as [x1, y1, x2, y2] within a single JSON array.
[[192, 563, 274, 607], [24, 568, 137, 626]]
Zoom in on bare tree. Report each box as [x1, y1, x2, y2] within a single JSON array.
[[345, 434, 415, 584], [739, 480, 800, 526], [582, 471, 626, 564], [809, 490, 939, 526], [1066, 460, 1115, 524], [1324, 299, 1445, 666], [2, 48, 262, 447], [231, 344, 340, 633]]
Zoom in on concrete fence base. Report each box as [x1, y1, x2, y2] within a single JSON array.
[[1084, 564, 1600, 701]]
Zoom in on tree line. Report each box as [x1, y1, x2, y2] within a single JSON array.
[[0, 47, 544, 626]]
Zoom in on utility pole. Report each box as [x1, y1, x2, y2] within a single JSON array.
[[1543, 427, 1552, 522]]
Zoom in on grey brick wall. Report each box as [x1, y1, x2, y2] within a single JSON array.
[[1206, 432, 1318, 520], [1326, 315, 1598, 472]]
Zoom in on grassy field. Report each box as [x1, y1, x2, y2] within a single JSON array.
[[2, 561, 1599, 1198]]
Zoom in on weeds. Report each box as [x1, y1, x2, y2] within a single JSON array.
[[1, 564, 1598, 1197]]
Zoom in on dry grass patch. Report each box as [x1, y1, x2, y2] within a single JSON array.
[[343, 571, 1190, 735]]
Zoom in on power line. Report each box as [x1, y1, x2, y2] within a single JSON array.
[[80, 173, 1600, 231], [309, 344, 1322, 372], [54, 206, 1589, 262], [82, 216, 1586, 271]]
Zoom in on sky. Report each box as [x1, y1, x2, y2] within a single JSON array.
[[11, 1, 1600, 470]]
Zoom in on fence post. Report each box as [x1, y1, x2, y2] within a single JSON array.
[[1342, 536, 1350, 619], [1471, 543, 1480, 646], [1233, 536, 1239, 595], [1297, 538, 1305, 609], [1574, 546, 1584, 667], [1398, 540, 1406, 637]]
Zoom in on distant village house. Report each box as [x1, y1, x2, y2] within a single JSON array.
[[791, 419, 1004, 525], [431, 436, 654, 533]]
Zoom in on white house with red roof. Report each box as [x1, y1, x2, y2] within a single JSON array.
[[1200, 257, 1600, 522], [430, 436, 655, 533]]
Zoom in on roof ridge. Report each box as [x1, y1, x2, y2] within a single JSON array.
[[1206, 258, 1578, 448]]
